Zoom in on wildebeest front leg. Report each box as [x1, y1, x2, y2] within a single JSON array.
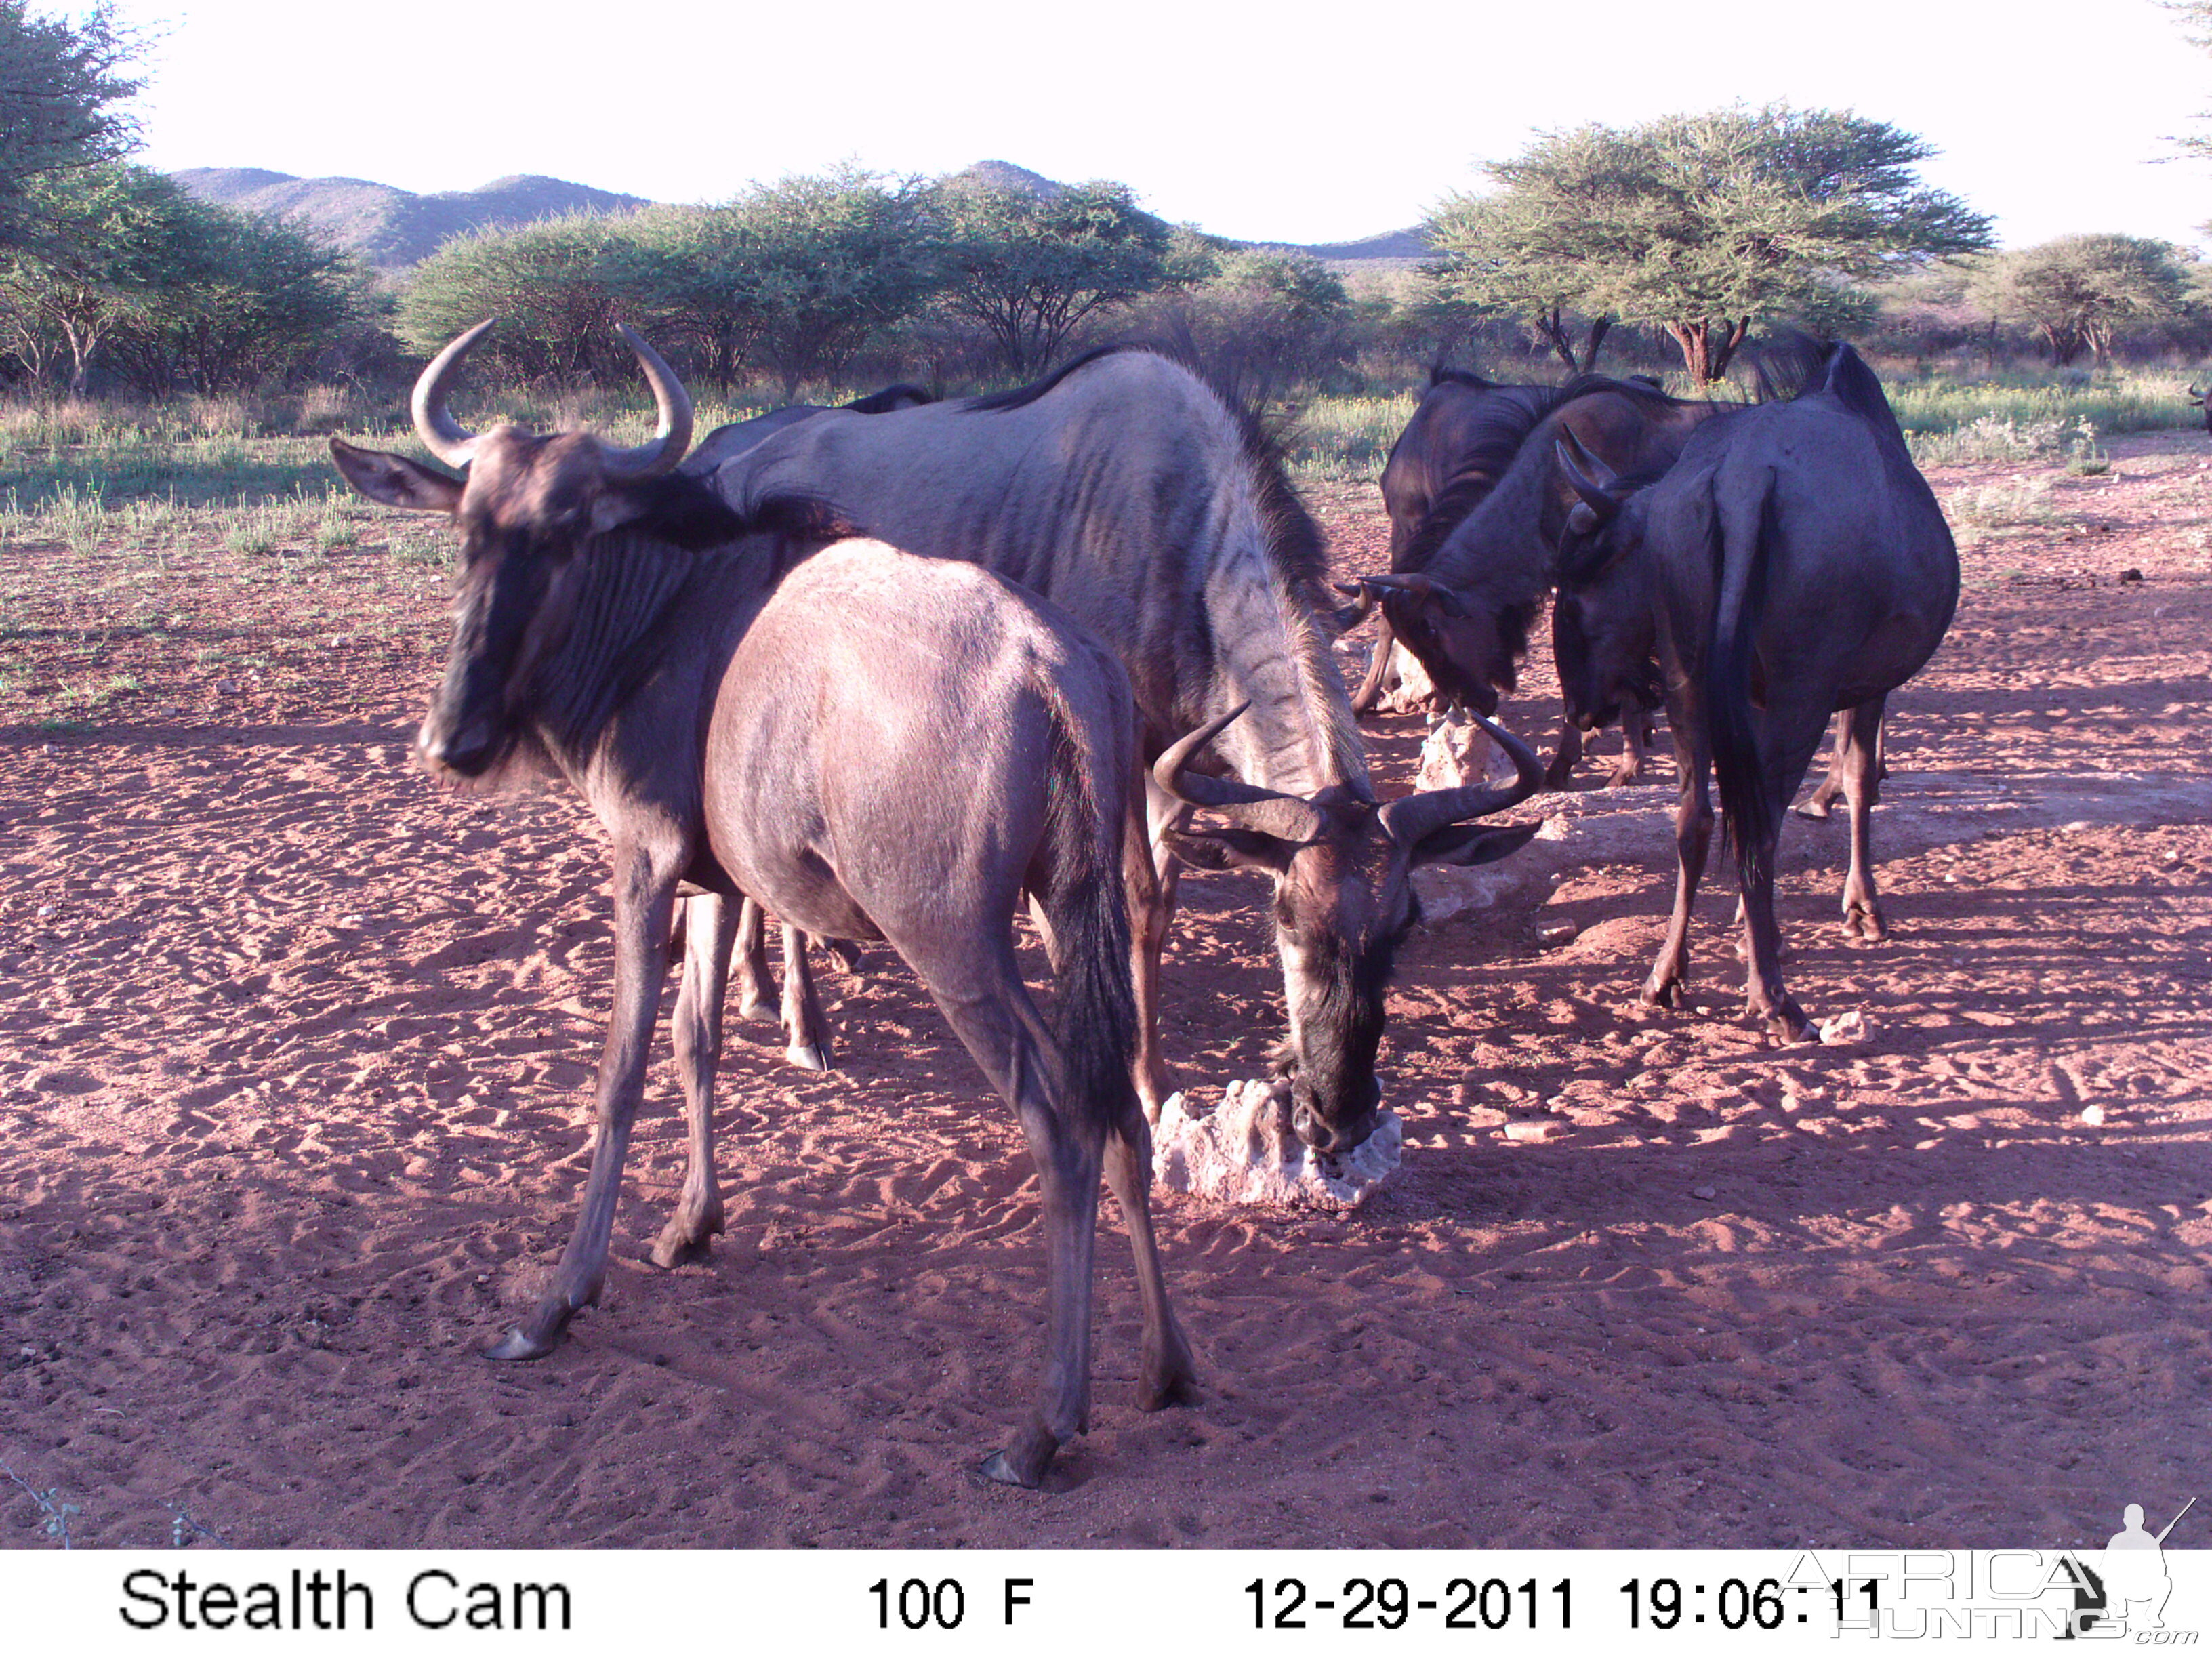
[[1124, 794, 1174, 1121], [1131, 781, 1189, 1124], [1101, 1108, 1197, 1412], [780, 923, 832, 1071], [1643, 717, 1712, 1009], [1544, 718, 1584, 790], [1837, 694, 1889, 942], [1350, 619, 1396, 716], [1797, 710, 1853, 819], [1607, 708, 1655, 787], [654, 891, 737, 1269], [732, 896, 774, 1021], [491, 846, 679, 1359]]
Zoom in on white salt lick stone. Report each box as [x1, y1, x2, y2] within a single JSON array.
[[1152, 1079, 1403, 1209]]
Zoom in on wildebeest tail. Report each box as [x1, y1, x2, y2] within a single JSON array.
[[1706, 473, 1780, 898], [1035, 683, 1142, 1137]]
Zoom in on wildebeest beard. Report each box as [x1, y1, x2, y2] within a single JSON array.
[[1273, 889, 1399, 1146]]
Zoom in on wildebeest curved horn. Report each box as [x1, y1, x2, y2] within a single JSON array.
[[412, 317, 497, 469], [1362, 571, 1471, 618], [597, 324, 695, 482], [1153, 705, 1326, 844], [1555, 430, 1620, 518], [1334, 579, 1378, 626], [1378, 713, 1544, 847]]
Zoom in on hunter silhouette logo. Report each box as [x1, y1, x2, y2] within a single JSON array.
[[2057, 1496, 2195, 1639]]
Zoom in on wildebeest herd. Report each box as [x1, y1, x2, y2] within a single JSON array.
[[331, 323, 1957, 1487]]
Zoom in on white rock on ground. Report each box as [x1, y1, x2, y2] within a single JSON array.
[[1413, 711, 1519, 794], [1151, 1078, 1403, 1209]]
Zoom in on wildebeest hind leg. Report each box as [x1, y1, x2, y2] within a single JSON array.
[[655, 892, 737, 1269], [491, 846, 679, 1360], [923, 956, 1101, 1490], [1102, 1110, 1197, 1411], [1837, 695, 1889, 941]]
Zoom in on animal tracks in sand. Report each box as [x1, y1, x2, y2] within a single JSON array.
[[1, 435, 2209, 1550]]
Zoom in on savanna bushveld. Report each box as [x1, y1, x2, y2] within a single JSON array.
[[3, 1, 2211, 1551]]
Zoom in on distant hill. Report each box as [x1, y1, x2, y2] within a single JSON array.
[[169, 169, 651, 271], [941, 159, 1065, 199], [168, 160, 1418, 272], [1265, 228, 1429, 264]]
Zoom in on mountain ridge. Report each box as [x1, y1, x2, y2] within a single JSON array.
[[169, 162, 1421, 272]]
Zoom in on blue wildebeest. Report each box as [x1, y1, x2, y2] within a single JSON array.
[[1548, 342, 1959, 1041], [1345, 375, 1717, 787], [329, 325, 1195, 1488], [703, 344, 1547, 1156], [1347, 367, 1557, 715]]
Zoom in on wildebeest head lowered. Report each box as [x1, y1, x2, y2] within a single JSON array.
[[1151, 701, 1544, 1153], [1347, 375, 1723, 716], [329, 319, 726, 783], [701, 344, 1553, 1152]]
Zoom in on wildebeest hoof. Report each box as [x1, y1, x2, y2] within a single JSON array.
[[1605, 764, 1641, 788], [785, 1043, 830, 1072], [1843, 905, 1887, 943], [979, 1427, 1059, 1490], [1764, 1002, 1816, 1044], [1542, 757, 1575, 791], [650, 1211, 722, 1269], [1792, 798, 1834, 821], [485, 1324, 560, 1362], [1135, 1363, 1201, 1412], [736, 998, 775, 1023], [1640, 978, 1681, 1009]]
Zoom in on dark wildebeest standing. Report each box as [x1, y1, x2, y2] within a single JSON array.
[[705, 344, 1546, 1156], [1549, 342, 1959, 1040], [1349, 367, 1555, 716], [329, 324, 1194, 1488], [1345, 375, 1717, 785]]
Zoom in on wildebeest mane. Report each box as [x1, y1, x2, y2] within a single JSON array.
[[841, 382, 934, 414], [1428, 365, 1500, 390], [524, 487, 859, 769], [1230, 393, 1332, 613], [960, 344, 1145, 412]]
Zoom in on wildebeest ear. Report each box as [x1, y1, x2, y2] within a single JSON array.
[[1407, 820, 1539, 871], [329, 436, 464, 513], [1162, 827, 1298, 875]]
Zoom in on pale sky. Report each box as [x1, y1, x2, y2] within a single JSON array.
[[100, 0, 2212, 252]]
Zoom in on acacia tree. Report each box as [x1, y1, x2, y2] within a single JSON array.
[[1973, 236, 2190, 366], [1426, 106, 1992, 383], [0, 1, 140, 251], [0, 163, 187, 390], [397, 213, 630, 381], [710, 169, 937, 398], [1423, 125, 1620, 373], [1135, 249, 1351, 407], [934, 180, 1170, 375]]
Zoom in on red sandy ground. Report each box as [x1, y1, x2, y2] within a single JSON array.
[[1, 434, 2209, 1550]]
